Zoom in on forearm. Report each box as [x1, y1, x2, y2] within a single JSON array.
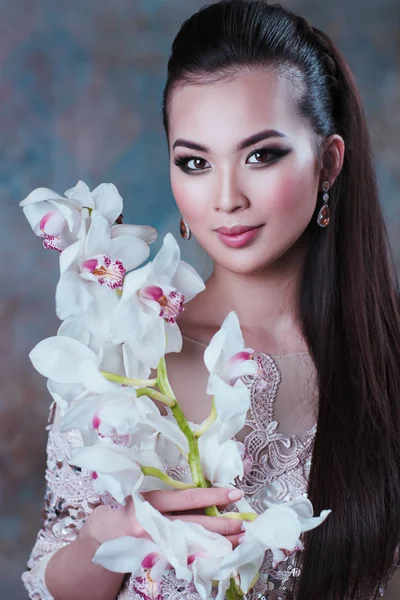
[[45, 529, 125, 600]]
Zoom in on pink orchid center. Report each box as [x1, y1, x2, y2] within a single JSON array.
[[230, 351, 254, 364], [81, 255, 126, 290], [226, 350, 255, 385], [141, 285, 185, 323], [92, 414, 101, 429], [39, 211, 66, 253], [141, 552, 160, 570], [187, 551, 206, 565]]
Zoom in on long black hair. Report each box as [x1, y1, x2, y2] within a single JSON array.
[[161, 2, 400, 598]]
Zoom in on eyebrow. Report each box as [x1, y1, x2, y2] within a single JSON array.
[[172, 128, 287, 153]]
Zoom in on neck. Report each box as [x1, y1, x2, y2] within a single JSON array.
[[190, 234, 309, 352]]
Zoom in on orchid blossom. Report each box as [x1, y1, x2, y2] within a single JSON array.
[[94, 496, 232, 595], [110, 233, 205, 368], [203, 311, 258, 443], [55, 210, 150, 320], [19, 180, 157, 252]]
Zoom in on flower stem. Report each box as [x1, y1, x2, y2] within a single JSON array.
[[193, 397, 217, 438], [157, 357, 220, 517], [219, 511, 258, 522], [141, 466, 197, 490], [135, 386, 175, 407], [226, 578, 244, 600], [100, 371, 157, 387]]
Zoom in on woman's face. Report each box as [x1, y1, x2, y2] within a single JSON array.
[[168, 68, 322, 274]]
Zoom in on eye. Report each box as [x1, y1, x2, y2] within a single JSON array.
[[173, 154, 210, 173], [246, 147, 288, 165]]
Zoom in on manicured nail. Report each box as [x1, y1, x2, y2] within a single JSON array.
[[228, 489, 244, 501], [238, 534, 246, 544]]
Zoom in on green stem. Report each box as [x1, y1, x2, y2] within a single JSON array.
[[157, 357, 220, 517], [100, 371, 157, 388], [141, 466, 197, 490], [136, 386, 175, 407], [226, 578, 244, 600], [220, 511, 258, 522], [194, 397, 217, 438]]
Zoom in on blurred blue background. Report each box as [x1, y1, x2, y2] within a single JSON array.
[[0, 0, 399, 597]]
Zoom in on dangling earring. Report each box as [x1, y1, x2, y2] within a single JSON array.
[[317, 181, 330, 227], [180, 217, 191, 240]]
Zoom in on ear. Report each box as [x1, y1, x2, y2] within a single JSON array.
[[319, 134, 345, 189]]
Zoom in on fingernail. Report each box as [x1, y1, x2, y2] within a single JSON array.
[[238, 534, 246, 544], [240, 522, 246, 532], [228, 489, 244, 501]]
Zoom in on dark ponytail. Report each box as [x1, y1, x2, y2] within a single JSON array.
[[162, 2, 400, 598]]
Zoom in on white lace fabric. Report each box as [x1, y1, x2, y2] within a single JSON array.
[[22, 351, 319, 600]]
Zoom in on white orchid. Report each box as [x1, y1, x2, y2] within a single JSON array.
[[242, 496, 331, 568], [70, 441, 145, 504], [198, 420, 244, 486], [94, 496, 232, 594], [60, 391, 158, 437], [19, 180, 157, 253], [29, 335, 119, 396], [110, 232, 205, 368], [55, 210, 150, 320], [57, 296, 152, 382], [204, 311, 258, 443]]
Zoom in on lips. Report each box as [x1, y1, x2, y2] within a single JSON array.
[[214, 224, 264, 249], [214, 224, 262, 236]]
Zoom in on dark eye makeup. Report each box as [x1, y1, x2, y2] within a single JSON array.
[[173, 146, 291, 174]]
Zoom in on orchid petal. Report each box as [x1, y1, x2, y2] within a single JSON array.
[[244, 506, 302, 550], [94, 536, 158, 573], [111, 223, 157, 244], [172, 259, 206, 302], [59, 241, 80, 274], [212, 376, 251, 442], [151, 233, 180, 281], [108, 234, 150, 271], [56, 269, 94, 320], [71, 443, 141, 472], [29, 336, 96, 383], [204, 329, 226, 376], [85, 210, 110, 257], [91, 183, 123, 226], [165, 321, 183, 354], [57, 317, 91, 346], [78, 359, 116, 394], [64, 180, 93, 208]]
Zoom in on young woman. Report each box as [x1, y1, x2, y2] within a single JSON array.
[[22, 1, 400, 599]]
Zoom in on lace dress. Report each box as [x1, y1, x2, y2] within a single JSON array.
[[22, 349, 319, 600]]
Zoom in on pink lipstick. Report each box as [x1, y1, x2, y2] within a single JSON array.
[[214, 224, 264, 248]]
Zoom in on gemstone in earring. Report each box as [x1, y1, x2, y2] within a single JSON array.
[[180, 217, 191, 240], [317, 204, 330, 227]]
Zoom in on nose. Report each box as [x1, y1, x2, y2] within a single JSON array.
[[212, 167, 249, 213]]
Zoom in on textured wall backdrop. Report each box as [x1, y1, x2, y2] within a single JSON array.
[[1, 0, 399, 597]]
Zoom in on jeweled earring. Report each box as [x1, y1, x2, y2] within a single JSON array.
[[317, 181, 330, 227], [180, 217, 191, 240]]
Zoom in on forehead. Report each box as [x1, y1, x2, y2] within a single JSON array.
[[168, 68, 309, 148]]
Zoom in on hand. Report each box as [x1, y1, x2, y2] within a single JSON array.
[[144, 487, 245, 548], [83, 487, 244, 549]]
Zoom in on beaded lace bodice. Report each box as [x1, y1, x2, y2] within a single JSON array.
[[22, 350, 319, 600]]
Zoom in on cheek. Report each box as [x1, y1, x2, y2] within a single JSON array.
[[252, 162, 318, 223], [170, 173, 208, 222]]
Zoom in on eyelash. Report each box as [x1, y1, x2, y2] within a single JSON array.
[[173, 146, 289, 174]]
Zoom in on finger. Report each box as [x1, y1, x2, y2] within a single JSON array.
[[226, 533, 243, 548], [143, 487, 244, 513], [167, 514, 243, 536]]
